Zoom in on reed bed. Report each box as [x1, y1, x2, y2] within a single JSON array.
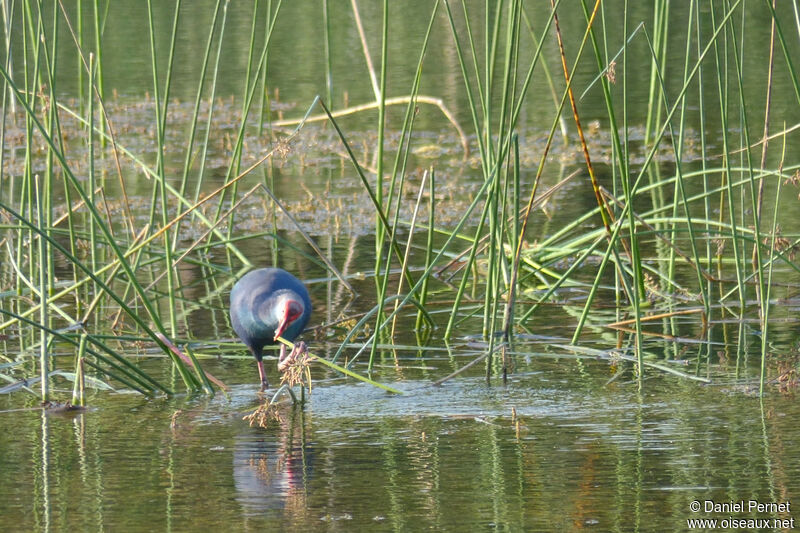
[[1, 0, 799, 405]]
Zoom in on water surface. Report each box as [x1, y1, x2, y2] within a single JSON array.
[[2, 1, 800, 531]]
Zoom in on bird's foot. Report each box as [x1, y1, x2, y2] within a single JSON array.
[[278, 341, 307, 373], [259, 378, 269, 392]]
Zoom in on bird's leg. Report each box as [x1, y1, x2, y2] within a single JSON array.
[[256, 359, 268, 391]]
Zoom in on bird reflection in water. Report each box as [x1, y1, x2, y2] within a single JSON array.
[[233, 408, 314, 521]]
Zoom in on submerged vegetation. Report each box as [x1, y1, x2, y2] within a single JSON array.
[[1, 0, 800, 407]]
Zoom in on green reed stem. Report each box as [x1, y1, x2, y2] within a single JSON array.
[[53, 100, 250, 264], [92, 0, 106, 145], [322, 0, 332, 103], [147, 0, 182, 336], [370, 1, 438, 367], [223, 0, 260, 251], [1, 0, 16, 120], [212, 0, 282, 246], [373, 0, 389, 274], [88, 53, 97, 275], [501, 136, 520, 341], [391, 170, 428, 338], [71, 333, 88, 406], [175, 0, 224, 230], [573, 1, 743, 346], [443, 0, 500, 340], [723, 0, 765, 324], [258, 0, 272, 136], [693, 0, 713, 334], [35, 176, 48, 401], [0, 305, 170, 394], [760, 139, 784, 395], [709, 3, 745, 311], [320, 99, 417, 294], [0, 69, 198, 392], [416, 168, 435, 332], [366, 0, 391, 368], [186, 345, 214, 396]]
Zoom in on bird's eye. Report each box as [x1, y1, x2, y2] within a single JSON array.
[[287, 301, 303, 322]]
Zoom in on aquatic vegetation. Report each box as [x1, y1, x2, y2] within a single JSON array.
[[1, 0, 799, 408]]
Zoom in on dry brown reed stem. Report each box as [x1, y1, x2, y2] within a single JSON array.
[[52, 86, 314, 285], [391, 170, 428, 337], [350, 0, 380, 99], [0, 224, 153, 331], [111, 122, 306, 302], [603, 326, 691, 343], [605, 307, 705, 329], [752, 0, 777, 316], [502, 1, 609, 341], [550, 0, 613, 232], [269, 95, 470, 157], [51, 186, 103, 227], [722, 123, 800, 158], [107, 139, 288, 311], [155, 333, 229, 391], [547, 0, 639, 313], [82, 225, 149, 324]]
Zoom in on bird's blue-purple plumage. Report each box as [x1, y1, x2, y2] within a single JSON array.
[[230, 268, 311, 361]]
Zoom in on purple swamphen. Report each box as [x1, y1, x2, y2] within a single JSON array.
[[230, 268, 312, 391]]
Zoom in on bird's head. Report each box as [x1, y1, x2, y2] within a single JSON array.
[[274, 298, 304, 341]]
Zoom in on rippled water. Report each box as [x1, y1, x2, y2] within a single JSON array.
[[2, 341, 799, 531], [3, 1, 800, 530]]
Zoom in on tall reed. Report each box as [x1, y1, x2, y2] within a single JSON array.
[[1, 1, 796, 399]]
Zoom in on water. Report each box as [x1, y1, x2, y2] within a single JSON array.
[[2, 353, 799, 531], [3, 1, 800, 530]]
